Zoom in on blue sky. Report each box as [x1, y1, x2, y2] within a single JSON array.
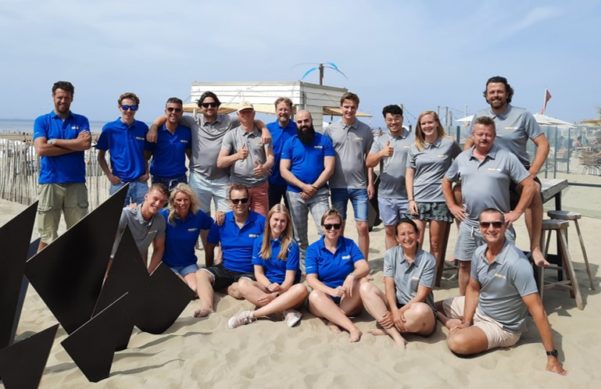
[[1, 0, 599, 127]]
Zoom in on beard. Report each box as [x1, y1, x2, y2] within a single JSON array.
[[297, 125, 316, 145]]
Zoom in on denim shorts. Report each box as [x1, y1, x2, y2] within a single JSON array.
[[330, 188, 368, 222], [169, 263, 199, 277]]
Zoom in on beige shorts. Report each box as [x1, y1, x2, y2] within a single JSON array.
[[37, 183, 89, 243], [442, 296, 521, 350]]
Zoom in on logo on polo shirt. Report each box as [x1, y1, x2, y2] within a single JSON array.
[[248, 233, 259, 238], [438, 154, 445, 158], [187, 228, 198, 232], [342, 254, 351, 260], [314, 145, 323, 149], [487, 168, 501, 172], [135, 136, 145, 141], [71, 125, 80, 130], [180, 140, 189, 143], [494, 273, 507, 280]]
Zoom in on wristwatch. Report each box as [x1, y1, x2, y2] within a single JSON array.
[[546, 349, 558, 357]]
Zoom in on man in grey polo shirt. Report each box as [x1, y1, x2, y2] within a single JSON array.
[[325, 92, 374, 260], [436, 208, 566, 375], [217, 102, 274, 216], [442, 116, 536, 295], [467, 76, 550, 267], [366, 104, 413, 249]]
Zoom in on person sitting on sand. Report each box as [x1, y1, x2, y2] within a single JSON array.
[[360, 218, 436, 347], [305, 209, 369, 342], [194, 184, 265, 317], [436, 208, 567, 375], [227, 204, 308, 329]]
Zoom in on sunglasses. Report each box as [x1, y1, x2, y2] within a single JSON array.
[[121, 104, 138, 111], [231, 198, 249, 205], [323, 223, 342, 231], [166, 107, 182, 113], [479, 221, 504, 229], [201, 102, 219, 108]]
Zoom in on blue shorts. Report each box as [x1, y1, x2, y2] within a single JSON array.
[[377, 197, 409, 226], [170, 263, 199, 277], [331, 188, 368, 222]]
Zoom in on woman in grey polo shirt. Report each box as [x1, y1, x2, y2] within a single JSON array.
[[360, 218, 437, 347], [406, 111, 461, 280]]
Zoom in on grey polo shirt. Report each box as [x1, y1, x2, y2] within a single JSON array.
[[221, 125, 272, 187], [370, 128, 413, 199], [474, 105, 543, 169], [471, 240, 538, 332], [325, 119, 374, 189], [445, 144, 529, 228], [182, 114, 240, 180], [408, 136, 461, 202], [383, 247, 436, 308], [112, 205, 166, 261]]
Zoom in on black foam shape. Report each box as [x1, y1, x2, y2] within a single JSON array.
[[132, 263, 195, 334], [25, 186, 128, 334], [0, 324, 58, 389], [0, 202, 37, 349], [61, 293, 132, 383]]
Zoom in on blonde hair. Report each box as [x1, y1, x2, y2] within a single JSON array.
[[415, 111, 446, 151], [259, 204, 294, 261], [167, 183, 201, 224]]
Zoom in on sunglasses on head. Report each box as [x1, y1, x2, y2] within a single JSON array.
[[231, 198, 249, 205], [166, 107, 182, 113], [480, 221, 504, 228], [121, 104, 138, 111], [201, 102, 219, 108], [323, 223, 342, 231]]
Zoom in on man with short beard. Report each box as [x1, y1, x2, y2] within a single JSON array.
[[280, 110, 335, 268]]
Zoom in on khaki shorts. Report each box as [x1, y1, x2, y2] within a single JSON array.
[[442, 296, 521, 350], [37, 183, 89, 243]]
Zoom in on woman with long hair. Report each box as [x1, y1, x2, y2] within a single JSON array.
[[227, 204, 308, 328]]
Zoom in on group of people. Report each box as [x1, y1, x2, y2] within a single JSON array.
[[32, 76, 565, 375]]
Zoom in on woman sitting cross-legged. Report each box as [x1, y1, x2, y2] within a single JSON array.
[[360, 218, 437, 347], [306, 209, 369, 342], [228, 204, 308, 328]]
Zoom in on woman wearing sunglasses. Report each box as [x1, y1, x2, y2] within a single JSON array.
[[305, 209, 369, 342], [405, 111, 461, 281], [360, 218, 437, 347], [227, 204, 308, 329]]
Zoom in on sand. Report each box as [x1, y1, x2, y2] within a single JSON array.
[[3, 197, 601, 389]]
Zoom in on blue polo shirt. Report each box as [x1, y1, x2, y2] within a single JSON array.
[[160, 208, 214, 268], [267, 120, 297, 187], [147, 124, 192, 178], [252, 236, 300, 284], [96, 118, 149, 182], [207, 211, 265, 273], [281, 133, 336, 193], [33, 111, 90, 184], [305, 236, 364, 288]]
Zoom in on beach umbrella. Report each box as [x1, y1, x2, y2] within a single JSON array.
[[532, 113, 575, 128], [580, 118, 601, 127]]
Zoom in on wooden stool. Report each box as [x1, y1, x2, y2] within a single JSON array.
[[547, 210, 594, 290], [540, 219, 584, 309]]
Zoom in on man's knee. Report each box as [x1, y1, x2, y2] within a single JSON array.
[[447, 331, 474, 355], [359, 280, 376, 298], [357, 221, 369, 236], [459, 261, 471, 272]]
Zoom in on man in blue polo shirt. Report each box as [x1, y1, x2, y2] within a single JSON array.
[[146, 97, 191, 190], [194, 184, 265, 318], [267, 97, 297, 208], [280, 110, 335, 267], [97, 92, 149, 205], [33, 81, 91, 252]]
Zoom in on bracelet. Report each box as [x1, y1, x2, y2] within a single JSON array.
[[546, 349, 558, 357], [408, 199, 415, 202]]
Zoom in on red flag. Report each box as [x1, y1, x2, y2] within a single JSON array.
[[540, 89, 552, 114]]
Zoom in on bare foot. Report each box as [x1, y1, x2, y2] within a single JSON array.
[[194, 307, 213, 318], [326, 320, 342, 333], [368, 328, 387, 336], [531, 248, 550, 267], [445, 318, 462, 330], [349, 329, 362, 343], [394, 336, 407, 348]]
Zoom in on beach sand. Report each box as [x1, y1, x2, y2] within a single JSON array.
[[3, 198, 600, 389]]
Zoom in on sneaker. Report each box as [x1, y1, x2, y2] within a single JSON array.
[[283, 310, 302, 328], [227, 310, 255, 329]]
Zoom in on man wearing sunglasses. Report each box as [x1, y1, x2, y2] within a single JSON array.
[[194, 184, 266, 318], [436, 208, 566, 376], [97, 92, 150, 204], [145, 97, 191, 190], [442, 116, 536, 295]]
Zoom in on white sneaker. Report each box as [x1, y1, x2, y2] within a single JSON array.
[[227, 310, 255, 329], [283, 310, 302, 328]]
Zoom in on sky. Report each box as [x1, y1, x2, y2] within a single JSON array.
[[1, 0, 600, 128]]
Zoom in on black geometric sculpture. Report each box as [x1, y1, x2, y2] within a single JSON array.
[[61, 293, 132, 383], [0, 202, 37, 349], [0, 324, 58, 389], [25, 186, 127, 333]]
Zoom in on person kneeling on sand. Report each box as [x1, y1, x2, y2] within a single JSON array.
[[436, 208, 567, 375], [194, 184, 265, 317], [306, 209, 369, 342], [228, 204, 308, 328], [360, 218, 436, 347]]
